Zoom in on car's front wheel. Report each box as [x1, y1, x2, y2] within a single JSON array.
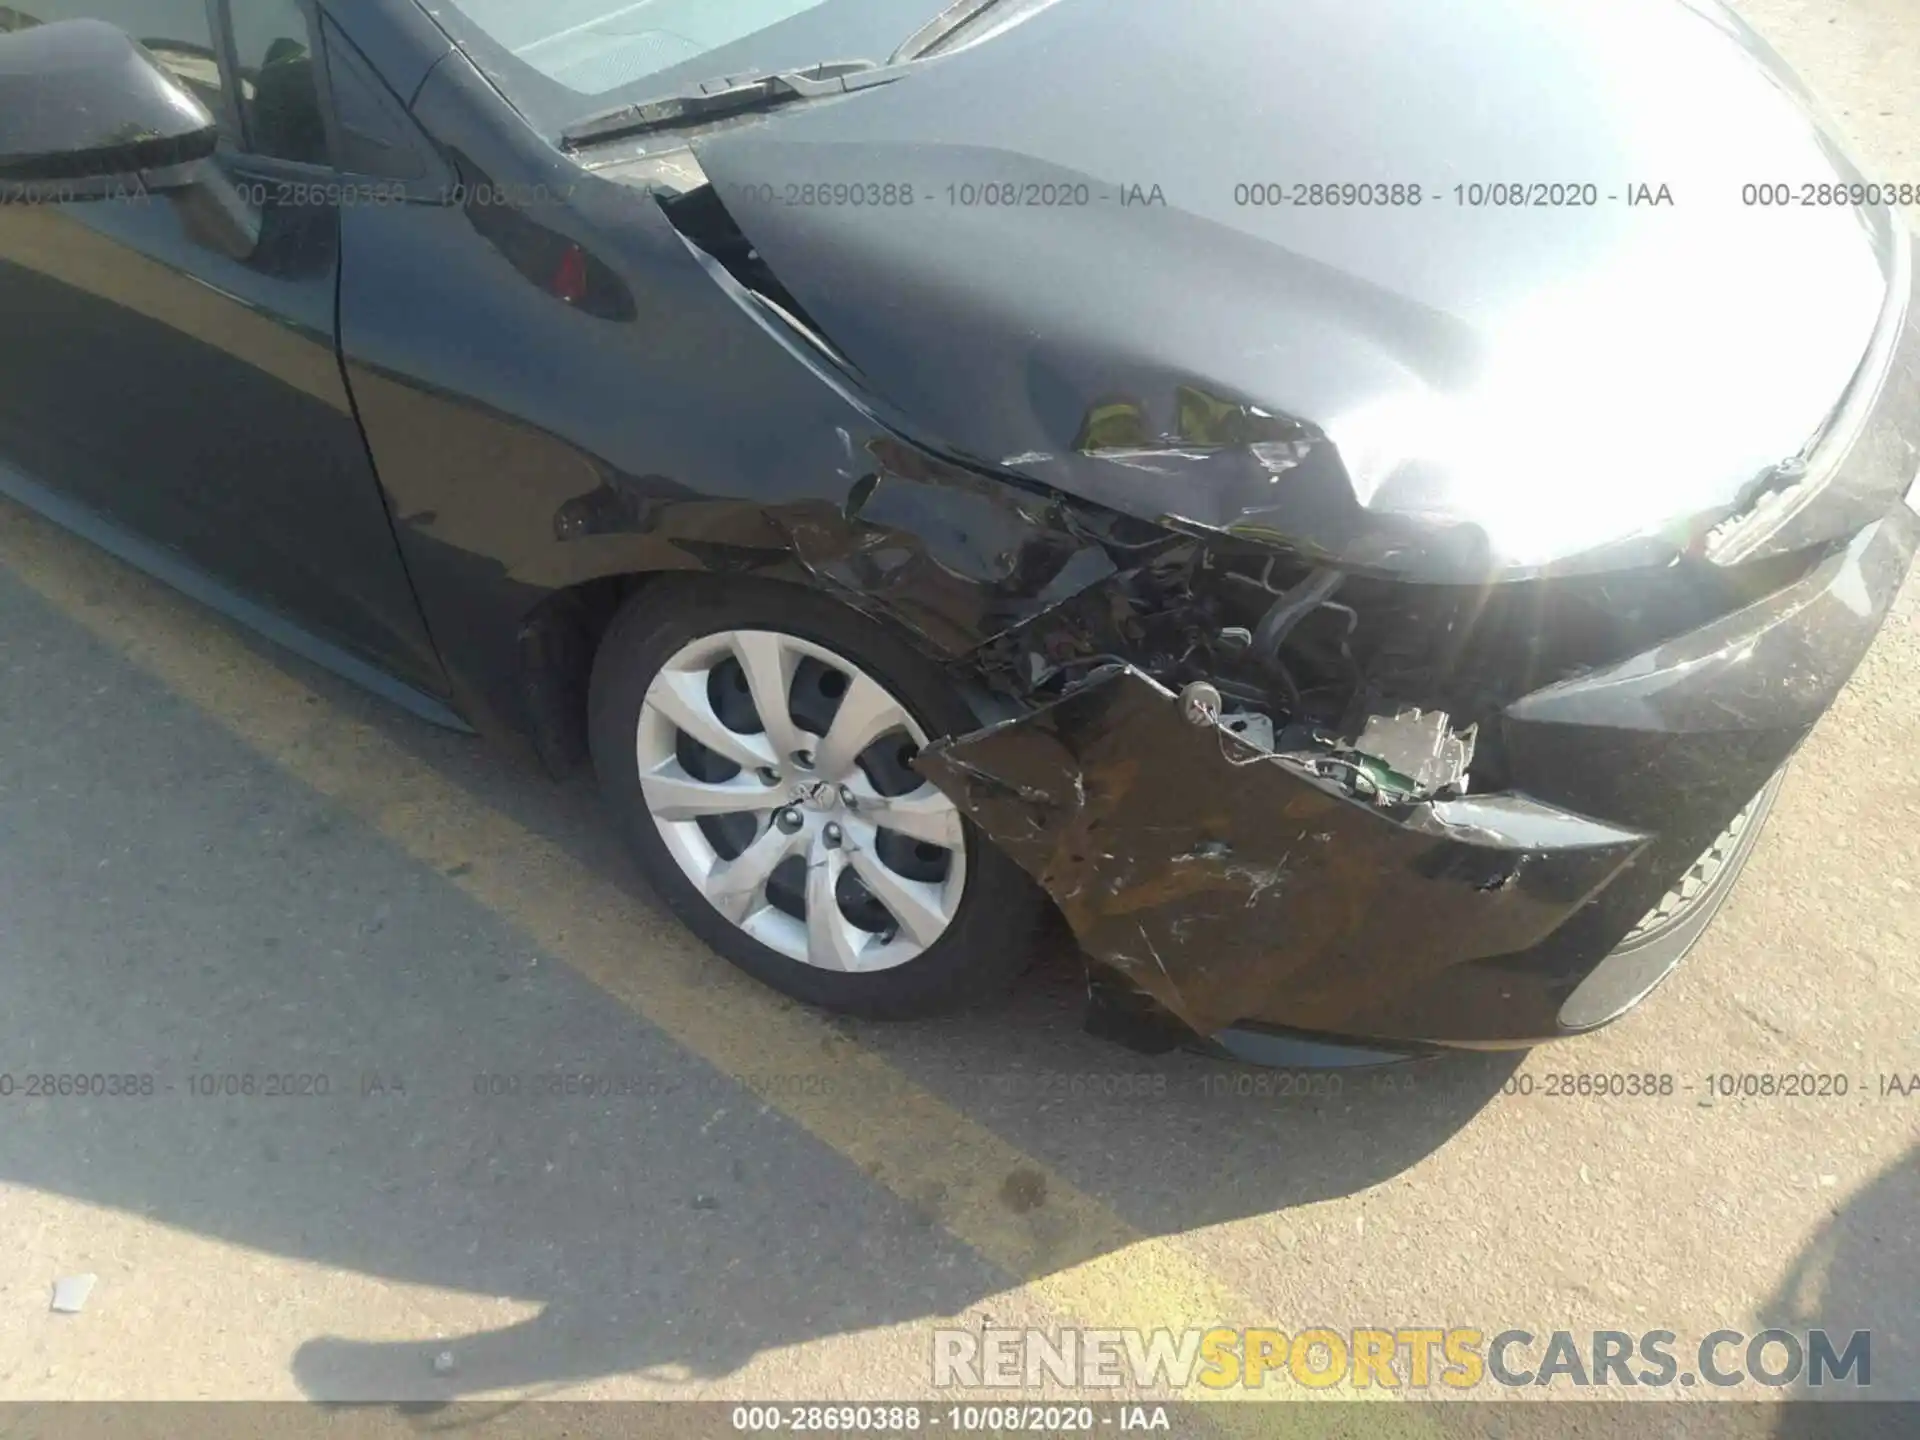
[[588, 577, 1042, 1017]]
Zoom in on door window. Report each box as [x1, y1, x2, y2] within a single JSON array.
[[229, 0, 328, 165]]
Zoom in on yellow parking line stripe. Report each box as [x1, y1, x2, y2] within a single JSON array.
[[0, 503, 1433, 1433]]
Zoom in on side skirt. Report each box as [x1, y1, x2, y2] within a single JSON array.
[[0, 462, 473, 734]]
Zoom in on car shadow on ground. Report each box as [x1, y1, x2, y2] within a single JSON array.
[[0, 550, 1520, 1403], [1766, 1144, 1918, 1437]]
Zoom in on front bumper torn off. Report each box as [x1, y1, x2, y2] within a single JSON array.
[[919, 506, 1919, 1054], [920, 666, 1649, 1053]]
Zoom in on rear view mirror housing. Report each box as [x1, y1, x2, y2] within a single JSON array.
[[0, 18, 219, 202]]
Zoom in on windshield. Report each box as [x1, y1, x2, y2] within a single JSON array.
[[428, 0, 944, 136]]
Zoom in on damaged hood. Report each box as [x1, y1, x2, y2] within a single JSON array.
[[687, 0, 1904, 579]]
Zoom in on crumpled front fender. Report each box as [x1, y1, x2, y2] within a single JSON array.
[[918, 667, 1648, 1041]]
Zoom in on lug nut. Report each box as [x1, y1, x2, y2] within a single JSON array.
[[838, 785, 858, 810], [792, 749, 816, 770], [822, 823, 842, 848], [755, 767, 780, 786], [774, 808, 803, 834]]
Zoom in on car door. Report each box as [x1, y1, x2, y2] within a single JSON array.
[[0, 0, 446, 697]]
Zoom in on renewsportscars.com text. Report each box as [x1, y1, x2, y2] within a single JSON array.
[[932, 1326, 1871, 1392]]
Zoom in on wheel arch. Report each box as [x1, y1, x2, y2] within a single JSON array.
[[513, 549, 1035, 777], [514, 564, 819, 777]]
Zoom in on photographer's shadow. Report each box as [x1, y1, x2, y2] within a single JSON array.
[[0, 535, 1515, 1406], [1768, 1144, 1919, 1439], [282, 920, 1520, 1402]]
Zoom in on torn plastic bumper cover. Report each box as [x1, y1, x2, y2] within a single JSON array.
[[919, 505, 1920, 1054]]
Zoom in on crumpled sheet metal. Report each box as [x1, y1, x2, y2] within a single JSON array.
[[778, 438, 1119, 657], [919, 667, 1648, 1039], [552, 435, 1119, 659]]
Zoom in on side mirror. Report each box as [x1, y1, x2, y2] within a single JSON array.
[[0, 18, 219, 203]]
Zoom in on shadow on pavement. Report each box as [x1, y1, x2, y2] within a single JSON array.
[[0, 557, 1518, 1403], [1767, 1144, 1918, 1438]]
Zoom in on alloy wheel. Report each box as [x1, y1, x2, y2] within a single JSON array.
[[634, 628, 968, 973]]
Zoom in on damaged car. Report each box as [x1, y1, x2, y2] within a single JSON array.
[[1, 0, 1916, 1063]]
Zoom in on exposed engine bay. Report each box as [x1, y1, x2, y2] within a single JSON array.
[[910, 501, 1915, 1053], [960, 519, 1825, 810]]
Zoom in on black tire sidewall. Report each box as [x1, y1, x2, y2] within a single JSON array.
[[588, 576, 1040, 1018]]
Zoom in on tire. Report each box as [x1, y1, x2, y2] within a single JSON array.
[[588, 575, 1043, 1018]]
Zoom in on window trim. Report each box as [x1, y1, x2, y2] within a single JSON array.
[[315, 12, 456, 197], [202, 0, 245, 145]]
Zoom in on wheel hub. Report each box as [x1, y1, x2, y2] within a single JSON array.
[[793, 778, 839, 812], [634, 628, 968, 974]]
